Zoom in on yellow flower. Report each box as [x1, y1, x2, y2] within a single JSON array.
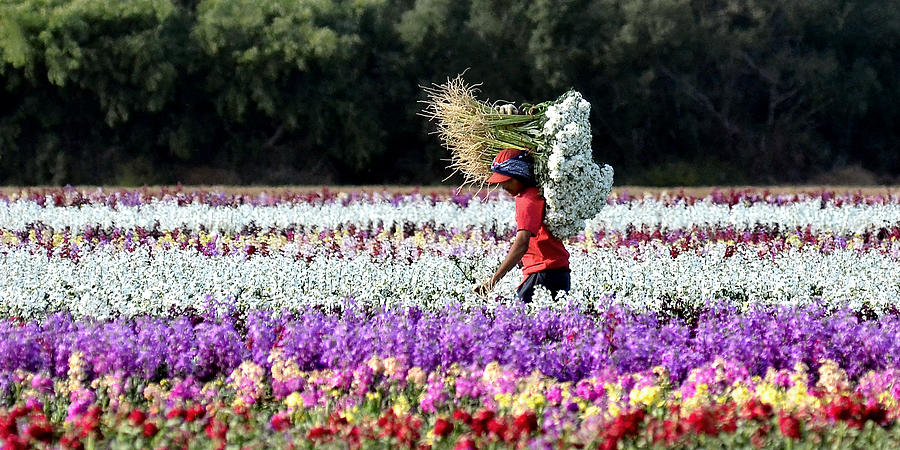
[[607, 403, 621, 418], [583, 405, 603, 419], [342, 407, 359, 423], [1, 231, 18, 245], [285, 392, 303, 411], [756, 383, 782, 407], [730, 383, 752, 405], [393, 395, 410, 416], [495, 393, 512, 409], [629, 385, 663, 408], [683, 384, 709, 411], [413, 231, 426, 248], [528, 393, 546, 409], [444, 375, 456, 387], [604, 383, 621, 403], [785, 383, 819, 410], [878, 392, 897, 409]]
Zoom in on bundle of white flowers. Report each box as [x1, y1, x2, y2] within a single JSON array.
[[423, 76, 614, 239], [538, 91, 614, 238]]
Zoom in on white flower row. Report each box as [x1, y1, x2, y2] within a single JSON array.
[[540, 91, 615, 239], [0, 243, 896, 319], [2, 199, 900, 234]]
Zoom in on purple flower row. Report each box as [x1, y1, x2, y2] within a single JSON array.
[[3, 186, 899, 207], [2, 303, 898, 384]]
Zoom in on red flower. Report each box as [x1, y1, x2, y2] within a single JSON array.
[[662, 418, 685, 444], [826, 395, 854, 422], [0, 416, 18, 439], [307, 426, 332, 440], [751, 424, 771, 449], [778, 413, 800, 440], [862, 401, 888, 426], [26, 423, 54, 442], [9, 406, 28, 421], [59, 434, 81, 450], [76, 407, 101, 437], [396, 424, 420, 443], [347, 426, 361, 442], [204, 419, 228, 440], [185, 405, 205, 422], [433, 418, 454, 438], [603, 409, 646, 449], [454, 437, 477, 450], [452, 410, 472, 424], [513, 411, 538, 435], [471, 410, 495, 435], [142, 422, 159, 437], [685, 409, 716, 436], [486, 418, 507, 436], [166, 408, 185, 420], [741, 400, 773, 421], [128, 410, 147, 426], [473, 410, 494, 423], [720, 416, 737, 434], [271, 413, 291, 432], [2, 434, 26, 450]]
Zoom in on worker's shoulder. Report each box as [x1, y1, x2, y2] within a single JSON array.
[[515, 186, 542, 201]]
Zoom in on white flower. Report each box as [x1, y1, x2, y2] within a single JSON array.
[[535, 91, 614, 239]]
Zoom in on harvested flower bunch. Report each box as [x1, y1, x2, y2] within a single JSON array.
[[422, 75, 614, 239]]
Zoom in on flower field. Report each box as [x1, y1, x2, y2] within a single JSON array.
[[3, 186, 900, 449]]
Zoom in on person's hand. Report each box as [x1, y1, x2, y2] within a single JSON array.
[[496, 104, 519, 115], [473, 279, 495, 297]]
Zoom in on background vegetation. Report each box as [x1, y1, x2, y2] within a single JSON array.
[[1, 0, 898, 186]]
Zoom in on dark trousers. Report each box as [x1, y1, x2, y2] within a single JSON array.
[[516, 268, 571, 303]]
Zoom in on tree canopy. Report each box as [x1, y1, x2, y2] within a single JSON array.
[[1, 0, 898, 185]]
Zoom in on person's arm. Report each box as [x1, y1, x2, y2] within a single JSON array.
[[474, 229, 531, 296]]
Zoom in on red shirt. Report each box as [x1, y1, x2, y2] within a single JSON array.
[[515, 187, 570, 283]]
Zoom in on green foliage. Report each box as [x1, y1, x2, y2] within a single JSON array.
[[1, 0, 899, 185]]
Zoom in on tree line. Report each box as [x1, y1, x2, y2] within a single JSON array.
[[1, 0, 898, 186]]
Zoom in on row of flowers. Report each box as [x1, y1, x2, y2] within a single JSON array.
[[2, 242, 898, 318], [6, 198, 900, 235], [3, 187, 899, 208], [4, 224, 900, 261], [2, 305, 900, 383], [2, 357, 900, 448]]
